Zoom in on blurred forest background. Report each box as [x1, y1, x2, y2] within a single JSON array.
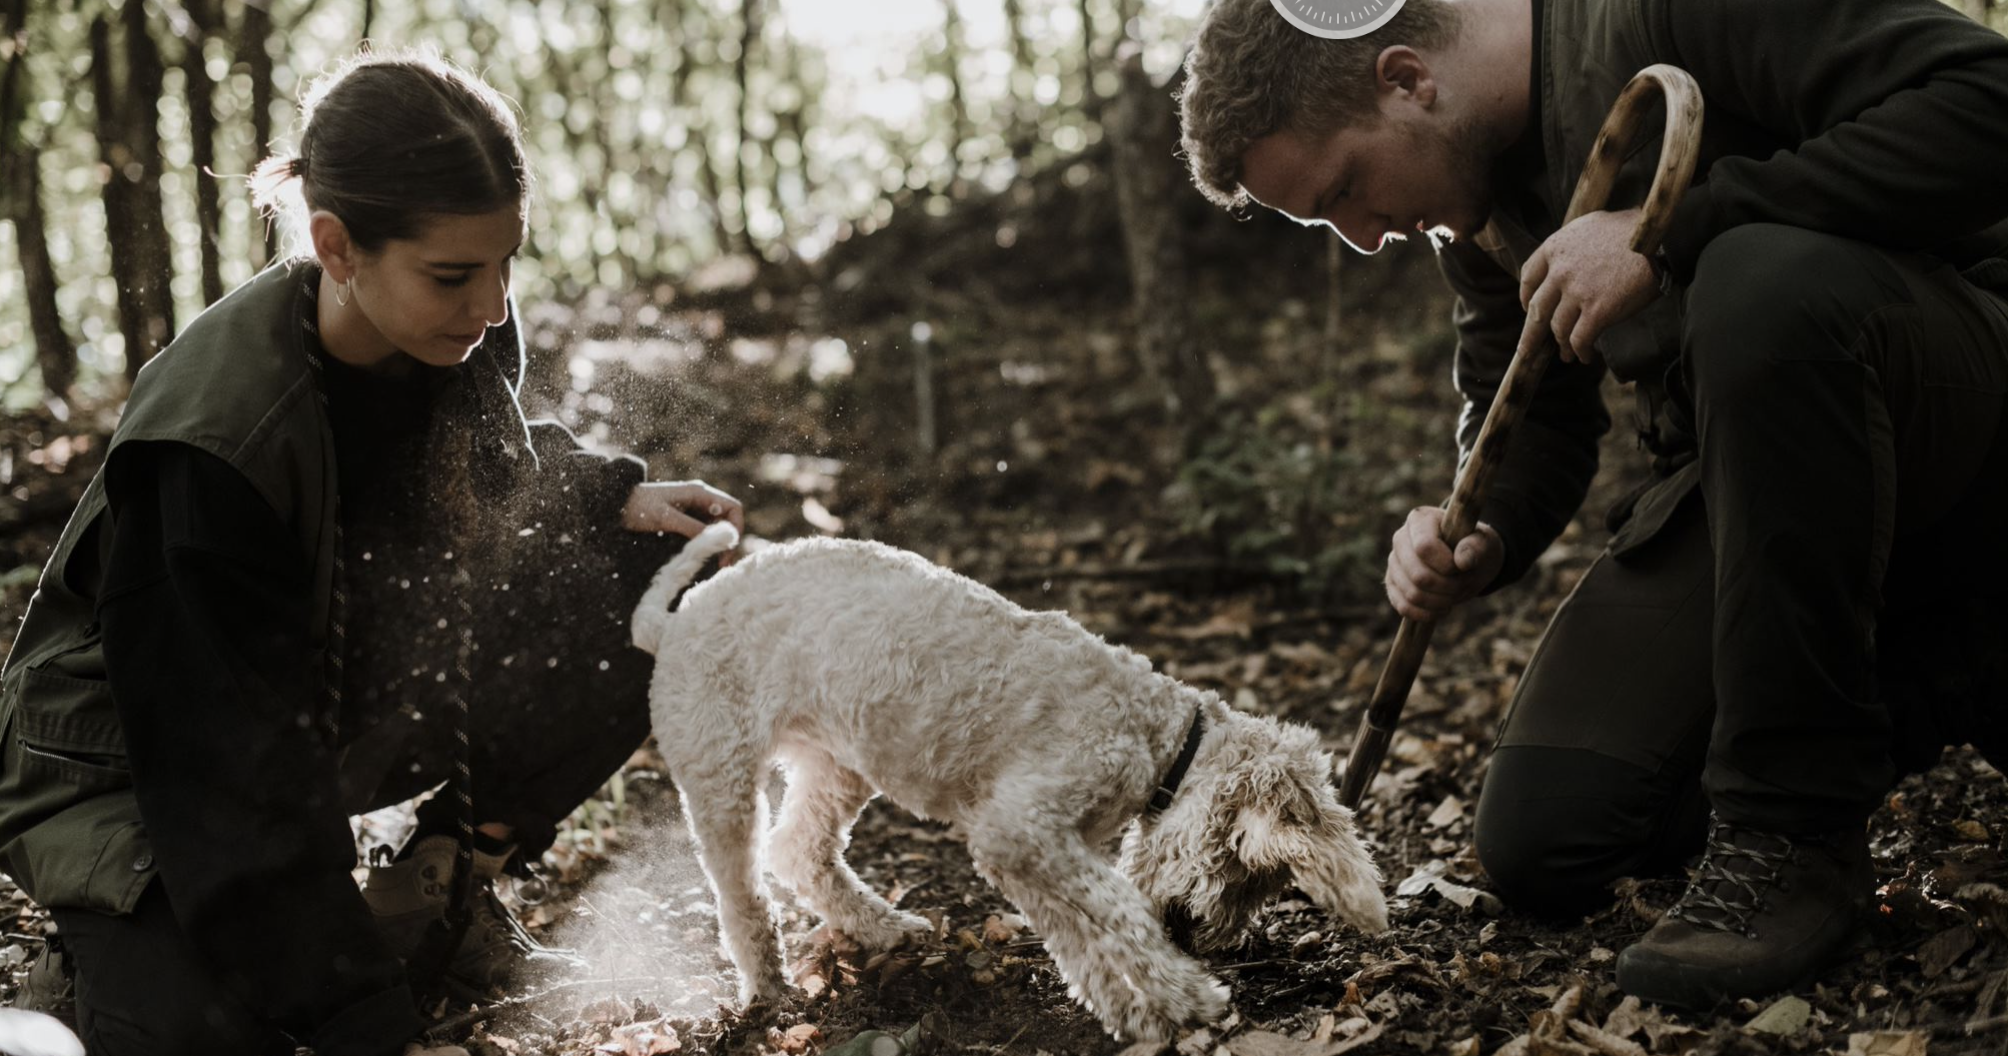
[[6, 2, 2008, 1054], [0, 0, 1484, 597]]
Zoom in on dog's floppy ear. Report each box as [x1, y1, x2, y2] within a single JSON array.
[[1233, 790, 1389, 935]]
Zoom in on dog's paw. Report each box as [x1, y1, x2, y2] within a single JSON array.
[[736, 964, 793, 1008], [842, 909, 934, 950]]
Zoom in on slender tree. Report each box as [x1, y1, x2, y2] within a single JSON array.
[[1109, 51, 1212, 452], [1077, 0, 1102, 118], [667, 0, 740, 256], [775, 28, 811, 213], [1, 0, 78, 397], [239, 0, 276, 263], [939, 0, 970, 180], [733, 0, 762, 252], [92, 4, 177, 378], [181, 0, 225, 305], [1001, 0, 1037, 160]]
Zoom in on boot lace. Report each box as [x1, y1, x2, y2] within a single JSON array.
[[1668, 820, 1799, 938]]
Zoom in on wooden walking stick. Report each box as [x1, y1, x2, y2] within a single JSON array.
[[1335, 65, 1704, 810]]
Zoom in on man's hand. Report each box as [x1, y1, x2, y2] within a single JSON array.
[[1385, 506, 1506, 621], [622, 480, 746, 564], [1518, 207, 1659, 364]]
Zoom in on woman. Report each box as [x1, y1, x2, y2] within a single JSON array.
[[0, 50, 740, 1056]]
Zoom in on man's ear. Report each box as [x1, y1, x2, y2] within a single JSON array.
[[1373, 45, 1438, 108], [308, 210, 359, 284]]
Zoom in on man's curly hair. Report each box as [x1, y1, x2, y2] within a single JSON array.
[[1179, 0, 1463, 209]]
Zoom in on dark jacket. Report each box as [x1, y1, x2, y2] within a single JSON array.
[[0, 261, 642, 1054], [1447, 0, 2008, 585]]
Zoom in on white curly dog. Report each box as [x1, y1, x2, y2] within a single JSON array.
[[632, 523, 1387, 1045]]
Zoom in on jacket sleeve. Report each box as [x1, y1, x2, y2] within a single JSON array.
[[524, 418, 647, 535], [1644, 0, 2008, 280], [1441, 238, 1611, 589], [96, 441, 422, 1056], [485, 302, 647, 534]]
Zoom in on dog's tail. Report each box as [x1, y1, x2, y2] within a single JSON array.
[[631, 521, 741, 654]]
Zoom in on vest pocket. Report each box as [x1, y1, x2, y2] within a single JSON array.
[[13, 668, 130, 795]]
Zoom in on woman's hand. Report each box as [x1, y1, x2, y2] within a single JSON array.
[[621, 480, 745, 561], [1384, 506, 1505, 621]]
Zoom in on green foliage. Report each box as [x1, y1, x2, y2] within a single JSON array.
[[0, 0, 1211, 401], [1175, 394, 1387, 596]]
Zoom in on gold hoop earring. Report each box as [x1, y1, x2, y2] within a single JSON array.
[[334, 278, 353, 307]]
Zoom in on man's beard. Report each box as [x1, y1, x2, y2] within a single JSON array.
[[1427, 113, 1502, 251]]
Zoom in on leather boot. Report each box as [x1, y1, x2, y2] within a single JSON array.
[[364, 834, 582, 994], [1616, 816, 1870, 1009]]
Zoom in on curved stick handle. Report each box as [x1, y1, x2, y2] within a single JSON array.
[[1336, 65, 1704, 811]]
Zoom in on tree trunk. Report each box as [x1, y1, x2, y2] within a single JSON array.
[[665, 0, 738, 256], [732, 0, 761, 254], [777, 32, 810, 213], [939, 0, 969, 182], [1, 0, 77, 397], [92, 14, 150, 379], [183, 0, 224, 305], [10, 146, 77, 398], [1109, 53, 1212, 453], [1001, 0, 1037, 161], [1078, 0, 1102, 119], [239, 0, 277, 264], [122, 0, 177, 364]]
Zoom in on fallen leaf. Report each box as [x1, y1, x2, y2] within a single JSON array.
[[1745, 996, 1811, 1036], [581, 999, 629, 1026], [1175, 1028, 1216, 1056], [1426, 795, 1466, 829], [1395, 865, 1504, 915], [825, 1029, 911, 1056], [1565, 1020, 1646, 1056], [983, 913, 1028, 944], [1919, 924, 1978, 979], [1954, 820, 1991, 842], [773, 1024, 821, 1053], [1847, 1032, 1929, 1056], [1225, 1024, 1384, 1056]]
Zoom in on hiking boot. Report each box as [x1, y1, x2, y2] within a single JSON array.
[[1616, 816, 1870, 1009], [15, 934, 77, 1032], [364, 834, 582, 993]]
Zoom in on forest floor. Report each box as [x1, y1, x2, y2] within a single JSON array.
[[3, 207, 2007, 1056]]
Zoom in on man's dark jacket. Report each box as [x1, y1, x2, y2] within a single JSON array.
[[1448, 0, 2008, 585]]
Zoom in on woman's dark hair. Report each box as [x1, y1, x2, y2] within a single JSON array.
[[251, 50, 530, 253]]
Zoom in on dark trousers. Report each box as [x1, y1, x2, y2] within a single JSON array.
[[53, 525, 684, 1055], [1476, 225, 2008, 917]]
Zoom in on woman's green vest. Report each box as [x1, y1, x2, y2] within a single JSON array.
[[0, 261, 533, 914]]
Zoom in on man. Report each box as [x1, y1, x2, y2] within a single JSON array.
[[1178, 0, 2008, 1009]]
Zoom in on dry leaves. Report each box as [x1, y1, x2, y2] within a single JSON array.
[[1846, 1032, 1929, 1056], [1223, 1021, 1384, 1056], [1492, 987, 1699, 1056]]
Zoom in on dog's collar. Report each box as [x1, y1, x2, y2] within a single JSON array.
[[1148, 708, 1207, 813]]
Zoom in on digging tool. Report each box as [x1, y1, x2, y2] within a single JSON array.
[[1335, 65, 1704, 811]]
